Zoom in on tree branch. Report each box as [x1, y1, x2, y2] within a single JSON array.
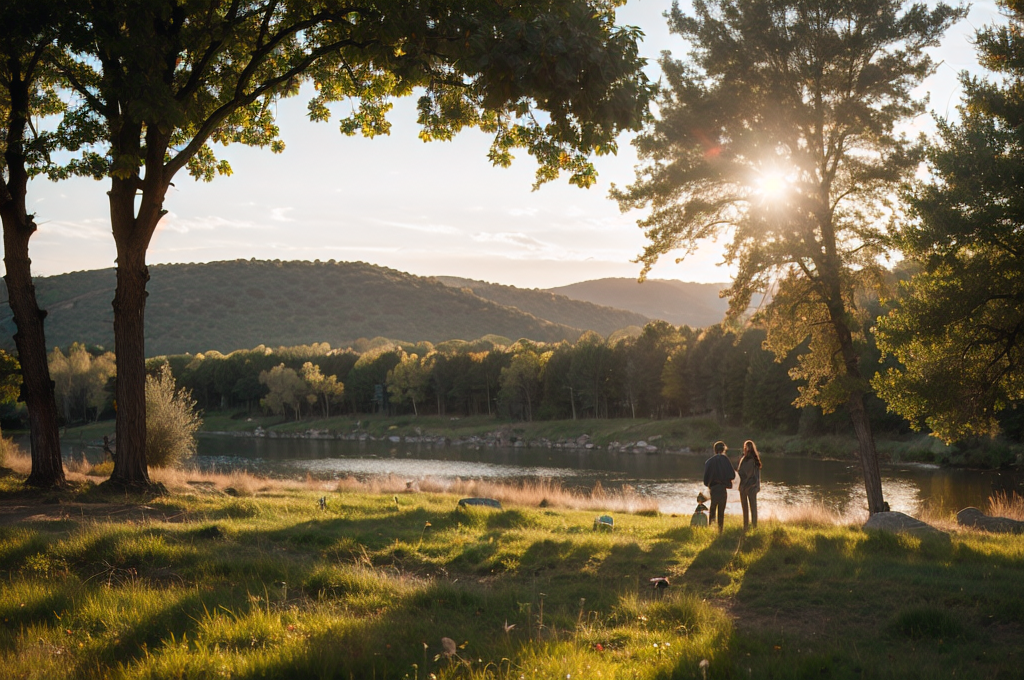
[[165, 36, 379, 179]]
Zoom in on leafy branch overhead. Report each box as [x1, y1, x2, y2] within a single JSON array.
[[51, 0, 653, 189]]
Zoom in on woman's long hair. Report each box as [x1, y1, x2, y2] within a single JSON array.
[[742, 440, 762, 469]]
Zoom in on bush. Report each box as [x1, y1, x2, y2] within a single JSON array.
[[146, 364, 202, 467], [0, 436, 11, 467]]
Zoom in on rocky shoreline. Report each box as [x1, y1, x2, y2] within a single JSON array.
[[203, 427, 693, 455]]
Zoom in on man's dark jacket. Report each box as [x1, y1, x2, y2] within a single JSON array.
[[703, 453, 734, 488]]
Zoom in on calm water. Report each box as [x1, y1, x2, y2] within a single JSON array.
[[138, 435, 1024, 519], [50, 434, 1021, 519]]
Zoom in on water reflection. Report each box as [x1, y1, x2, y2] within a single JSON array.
[[173, 435, 1023, 519]]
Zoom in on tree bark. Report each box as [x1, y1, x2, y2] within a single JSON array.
[[108, 234, 151, 486], [846, 390, 885, 513], [106, 172, 162, 487], [1, 59, 65, 488], [827, 295, 886, 515], [1, 216, 65, 487]]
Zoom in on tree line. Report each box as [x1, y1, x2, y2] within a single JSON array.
[[19, 316, 935, 443]]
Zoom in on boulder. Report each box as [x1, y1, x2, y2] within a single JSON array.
[[863, 511, 950, 541], [956, 507, 1024, 534]]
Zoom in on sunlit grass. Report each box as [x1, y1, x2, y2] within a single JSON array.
[[1, 462, 1023, 678]]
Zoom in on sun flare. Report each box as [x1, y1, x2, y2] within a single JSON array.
[[754, 168, 792, 200]]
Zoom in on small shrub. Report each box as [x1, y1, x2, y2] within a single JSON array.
[[146, 364, 202, 468], [0, 436, 15, 467], [88, 460, 115, 476]]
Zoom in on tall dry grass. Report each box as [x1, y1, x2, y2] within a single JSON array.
[[333, 475, 661, 514], [988, 492, 1024, 521], [765, 501, 852, 526]]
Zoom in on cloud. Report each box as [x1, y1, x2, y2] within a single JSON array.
[[158, 213, 267, 234], [508, 207, 539, 218], [375, 219, 462, 235], [472, 232, 548, 250], [34, 218, 110, 241], [270, 207, 295, 222]]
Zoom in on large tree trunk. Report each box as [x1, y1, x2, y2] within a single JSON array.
[[108, 241, 151, 486], [106, 184, 155, 487], [847, 390, 885, 513], [1, 216, 65, 488], [829, 296, 886, 515], [1, 64, 65, 488]]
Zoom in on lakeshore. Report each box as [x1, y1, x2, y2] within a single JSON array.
[[56, 413, 1024, 468], [1, 461, 1022, 679]]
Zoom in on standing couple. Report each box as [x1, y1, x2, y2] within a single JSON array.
[[702, 440, 762, 533]]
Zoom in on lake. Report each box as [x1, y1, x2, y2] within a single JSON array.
[[128, 435, 1024, 519]]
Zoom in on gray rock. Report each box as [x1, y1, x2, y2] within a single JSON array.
[[863, 511, 950, 541], [956, 507, 1024, 534]]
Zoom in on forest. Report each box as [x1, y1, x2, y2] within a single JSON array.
[[32, 282, 1022, 467]]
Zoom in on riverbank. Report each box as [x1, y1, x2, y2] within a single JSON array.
[[0, 466, 1022, 679], [57, 412, 1023, 468]]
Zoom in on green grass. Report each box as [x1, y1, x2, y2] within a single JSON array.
[[1, 475, 1022, 679]]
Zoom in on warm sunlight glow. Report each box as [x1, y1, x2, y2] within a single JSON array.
[[754, 168, 793, 201]]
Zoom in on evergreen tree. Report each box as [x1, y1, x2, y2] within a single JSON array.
[[613, 0, 961, 513], [876, 0, 1024, 441]]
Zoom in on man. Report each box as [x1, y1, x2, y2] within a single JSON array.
[[703, 440, 735, 533]]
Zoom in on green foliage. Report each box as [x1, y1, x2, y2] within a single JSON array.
[[876, 1, 1024, 442], [300, 361, 344, 418], [613, 0, 961, 411], [259, 364, 308, 420], [387, 353, 430, 416], [53, 0, 652, 190], [0, 261, 587, 356], [47, 342, 115, 424], [145, 364, 202, 468], [498, 341, 550, 421], [436, 276, 651, 336], [0, 350, 20, 406]]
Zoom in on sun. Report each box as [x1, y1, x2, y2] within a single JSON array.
[[753, 168, 793, 201]]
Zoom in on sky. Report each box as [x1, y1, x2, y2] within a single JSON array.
[[14, 0, 1002, 289]]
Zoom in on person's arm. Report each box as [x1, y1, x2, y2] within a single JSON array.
[[703, 460, 712, 487]]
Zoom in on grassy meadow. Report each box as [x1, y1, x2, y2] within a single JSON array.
[[1, 452, 1023, 679]]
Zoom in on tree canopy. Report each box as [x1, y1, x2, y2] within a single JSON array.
[[43, 0, 654, 486], [613, 0, 962, 513], [875, 0, 1024, 442]]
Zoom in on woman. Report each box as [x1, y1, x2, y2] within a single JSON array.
[[737, 439, 762, 530]]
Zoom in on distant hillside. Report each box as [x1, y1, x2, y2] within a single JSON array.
[[0, 260, 587, 355], [434, 276, 650, 336], [546, 278, 730, 328]]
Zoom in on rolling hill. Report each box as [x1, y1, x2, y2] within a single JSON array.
[[0, 260, 593, 356], [545, 278, 730, 328], [433, 276, 650, 336]]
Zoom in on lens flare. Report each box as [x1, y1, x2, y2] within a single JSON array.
[[755, 169, 791, 199]]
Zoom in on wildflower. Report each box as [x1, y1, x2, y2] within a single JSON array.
[[595, 643, 604, 652]]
